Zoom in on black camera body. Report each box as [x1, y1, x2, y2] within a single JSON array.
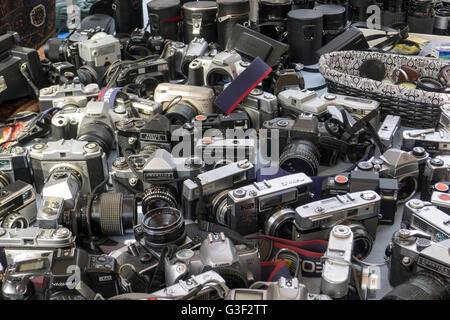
[[324, 170, 399, 224], [0, 32, 48, 103]]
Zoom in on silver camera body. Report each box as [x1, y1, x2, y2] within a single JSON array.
[[422, 155, 450, 187], [188, 51, 249, 87], [0, 146, 32, 187], [430, 190, 450, 213], [226, 277, 331, 300], [182, 160, 256, 221], [321, 93, 381, 126], [378, 115, 401, 149], [149, 271, 225, 300], [402, 128, 450, 155], [223, 173, 313, 236], [439, 104, 450, 130], [195, 137, 257, 168], [321, 225, 354, 299], [154, 82, 215, 115], [163, 38, 210, 77], [402, 199, 450, 242], [0, 180, 36, 227], [294, 191, 381, 259], [385, 229, 449, 288], [0, 226, 75, 267], [111, 149, 205, 193], [237, 88, 278, 129], [355, 148, 420, 202], [279, 89, 328, 116], [165, 232, 260, 286], [78, 34, 121, 70], [29, 139, 108, 196], [39, 82, 100, 111]]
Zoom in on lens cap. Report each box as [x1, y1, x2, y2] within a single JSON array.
[[359, 59, 386, 81]]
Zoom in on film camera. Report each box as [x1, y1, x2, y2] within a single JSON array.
[[154, 83, 216, 124], [263, 110, 373, 176], [115, 114, 176, 157], [111, 149, 205, 204], [430, 189, 450, 213], [235, 88, 278, 129], [0, 32, 48, 104], [294, 191, 381, 260], [105, 58, 170, 97], [182, 160, 256, 221], [384, 229, 450, 300], [402, 128, 450, 156], [420, 155, 450, 201], [188, 51, 249, 87], [38, 82, 100, 112], [164, 232, 260, 289], [0, 180, 36, 228], [163, 37, 210, 79], [219, 173, 313, 236], [1, 247, 121, 300], [401, 200, 450, 243], [226, 277, 331, 300], [51, 100, 125, 155], [0, 146, 33, 187], [355, 148, 420, 202], [29, 139, 108, 196], [324, 170, 399, 224]]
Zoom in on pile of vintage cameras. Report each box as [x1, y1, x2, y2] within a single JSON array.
[[0, 0, 449, 301]]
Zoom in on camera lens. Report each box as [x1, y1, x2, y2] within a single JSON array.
[[44, 38, 69, 62], [1, 212, 29, 229], [398, 176, 418, 201], [77, 121, 114, 155], [383, 272, 450, 300], [264, 208, 296, 239], [141, 207, 186, 250], [165, 103, 198, 125], [0, 170, 11, 189], [280, 140, 320, 176], [48, 291, 86, 300], [142, 186, 179, 214], [382, 0, 407, 25], [80, 193, 137, 236], [344, 222, 374, 260], [416, 76, 444, 92], [212, 190, 231, 226], [408, 0, 437, 34]]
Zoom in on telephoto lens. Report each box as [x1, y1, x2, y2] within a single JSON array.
[[382, 0, 407, 26], [287, 9, 324, 65], [182, 1, 218, 43], [349, 0, 376, 23], [73, 193, 137, 236], [217, 0, 250, 50], [314, 4, 347, 44], [140, 207, 186, 250], [147, 0, 182, 41], [408, 0, 437, 34], [258, 0, 293, 41], [434, 6, 450, 35]]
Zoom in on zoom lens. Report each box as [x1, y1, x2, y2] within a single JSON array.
[[141, 207, 186, 250], [383, 272, 450, 300], [79, 193, 137, 236], [408, 0, 437, 34], [142, 186, 179, 214], [280, 140, 320, 176]]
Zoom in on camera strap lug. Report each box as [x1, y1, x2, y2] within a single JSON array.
[[192, 15, 203, 35]]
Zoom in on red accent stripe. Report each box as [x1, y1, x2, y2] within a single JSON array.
[[268, 261, 287, 282], [273, 243, 324, 258], [98, 88, 108, 100], [225, 67, 272, 115], [161, 15, 182, 22]]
